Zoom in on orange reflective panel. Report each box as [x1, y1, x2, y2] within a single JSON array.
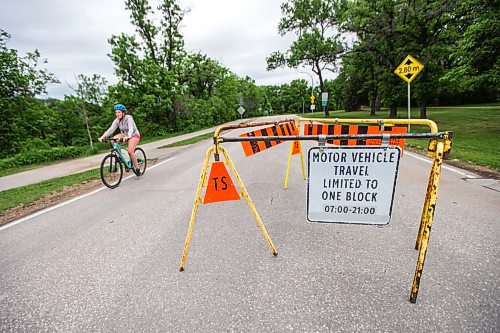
[[203, 162, 240, 204]]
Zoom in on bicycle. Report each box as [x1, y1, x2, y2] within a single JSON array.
[[100, 138, 147, 189]]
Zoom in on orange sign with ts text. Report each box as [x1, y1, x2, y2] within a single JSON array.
[[203, 162, 240, 204]]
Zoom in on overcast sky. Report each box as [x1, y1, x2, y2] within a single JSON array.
[[0, 0, 330, 99]]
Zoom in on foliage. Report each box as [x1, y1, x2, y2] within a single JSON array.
[[0, 29, 59, 158], [441, 0, 499, 100], [68, 74, 108, 149], [0, 0, 498, 170], [0, 146, 86, 170], [108, 0, 186, 131], [267, 0, 346, 115]]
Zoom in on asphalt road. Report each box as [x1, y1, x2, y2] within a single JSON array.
[[1, 116, 499, 332]]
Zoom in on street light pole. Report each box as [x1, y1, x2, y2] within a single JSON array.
[[299, 72, 314, 113], [299, 71, 314, 98]]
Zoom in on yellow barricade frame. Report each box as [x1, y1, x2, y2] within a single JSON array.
[[179, 120, 294, 271], [284, 118, 440, 190], [180, 118, 453, 303]]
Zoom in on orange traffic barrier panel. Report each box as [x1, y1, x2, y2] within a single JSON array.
[[303, 124, 407, 151], [240, 122, 298, 157], [203, 161, 240, 204], [292, 140, 301, 155]]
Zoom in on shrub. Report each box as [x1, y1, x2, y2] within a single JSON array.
[[0, 146, 86, 170]]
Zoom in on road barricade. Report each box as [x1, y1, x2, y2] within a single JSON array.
[[179, 117, 453, 303]]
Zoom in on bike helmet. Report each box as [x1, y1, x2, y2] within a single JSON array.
[[113, 104, 127, 112]]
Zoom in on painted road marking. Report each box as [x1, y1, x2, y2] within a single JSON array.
[[405, 151, 478, 179]]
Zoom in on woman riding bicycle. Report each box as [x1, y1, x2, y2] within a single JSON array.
[[98, 104, 142, 176]]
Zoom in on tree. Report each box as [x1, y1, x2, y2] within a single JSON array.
[[0, 29, 58, 157], [342, 0, 408, 117], [395, 0, 458, 118], [68, 74, 108, 149], [267, 0, 346, 116], [108, 0, 187, 132], [442, 0, 499, 101]]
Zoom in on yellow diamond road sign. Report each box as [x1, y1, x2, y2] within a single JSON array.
[[394, 55, 424, 83]]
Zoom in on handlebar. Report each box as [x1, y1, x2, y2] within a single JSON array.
[[102, 138, 125, 143]]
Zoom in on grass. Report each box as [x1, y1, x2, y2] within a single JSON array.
[[301, 104, 500, 170], [0, 130, 216, 215], [0, 168, 100, 213], [157, 132, 215, 148], [0, 129, 212, 178]]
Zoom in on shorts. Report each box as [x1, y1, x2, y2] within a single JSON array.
[[132, 134, 141, 140]]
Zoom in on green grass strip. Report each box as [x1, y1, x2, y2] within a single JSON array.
[[0, 168, 101, 213], [158, 132, 214, 148]]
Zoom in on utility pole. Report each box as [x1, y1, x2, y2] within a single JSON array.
[[299, 71, 315, 113]]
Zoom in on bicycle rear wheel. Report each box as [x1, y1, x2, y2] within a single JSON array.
[[135, 147, 147, 175], [100, 154, 123, 188]]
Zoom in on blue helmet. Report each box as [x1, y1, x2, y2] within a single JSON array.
[[113, 104, 127, 112]]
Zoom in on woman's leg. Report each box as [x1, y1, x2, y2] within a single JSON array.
[[127, 136, 141, 170]]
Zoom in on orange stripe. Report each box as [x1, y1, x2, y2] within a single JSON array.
[[348, 125, 358, 146], [366, 126, 381, 146]]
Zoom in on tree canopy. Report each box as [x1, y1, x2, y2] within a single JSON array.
[[0, 0, 497, 162]]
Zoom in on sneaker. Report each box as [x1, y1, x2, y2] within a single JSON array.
[[134, 168, 142, 177]]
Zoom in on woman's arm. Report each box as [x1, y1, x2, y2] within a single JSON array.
[[100, 118, 119, 140]]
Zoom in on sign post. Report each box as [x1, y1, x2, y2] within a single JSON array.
[[321, 92, 328, 115], [394, 55, 424, 132], [310, 95, 315, 114], [307, 146, 401, 225], [237, 106, 246, 119]]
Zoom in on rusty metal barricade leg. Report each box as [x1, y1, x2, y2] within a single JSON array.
[[220, 146, 278, 256], [410, 142, 444, 303], [415, 140, 438, 250], [179, 145, 214, 271]]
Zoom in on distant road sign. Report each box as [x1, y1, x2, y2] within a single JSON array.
[[307, 146, 401, 225], [394, 55, 424, 83], [321, 92, 328, 102], [237, 106, 246, 115]]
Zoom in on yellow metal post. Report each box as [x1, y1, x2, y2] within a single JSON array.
[[284, 140, 294, 189], [299, 140, 306, 180], [415, 153, 438, 250], [220, 146, 278, 256], [179, 145, 215, 271], [410, 142, 444, 303], [284, 121, 306, 189]]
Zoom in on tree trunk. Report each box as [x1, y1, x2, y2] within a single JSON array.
[[370, 98, 376, 116], [389, 103, 398, 118], [370, 91, 381, 116], [85, 118, 93, 150], [419, 101, 428, 119], [81, 106, 93, 150]]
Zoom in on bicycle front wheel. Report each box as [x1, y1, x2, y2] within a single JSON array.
[[135, 147, 147, 176], [100, 154, 123, 188]]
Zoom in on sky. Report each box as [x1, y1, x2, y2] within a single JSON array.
[[0, 0, 331, 99]]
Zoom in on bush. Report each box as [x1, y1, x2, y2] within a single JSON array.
[[0, 146, 86, 170]]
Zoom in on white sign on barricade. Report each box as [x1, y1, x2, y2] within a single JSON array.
[[307, 146, 401, 225]]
